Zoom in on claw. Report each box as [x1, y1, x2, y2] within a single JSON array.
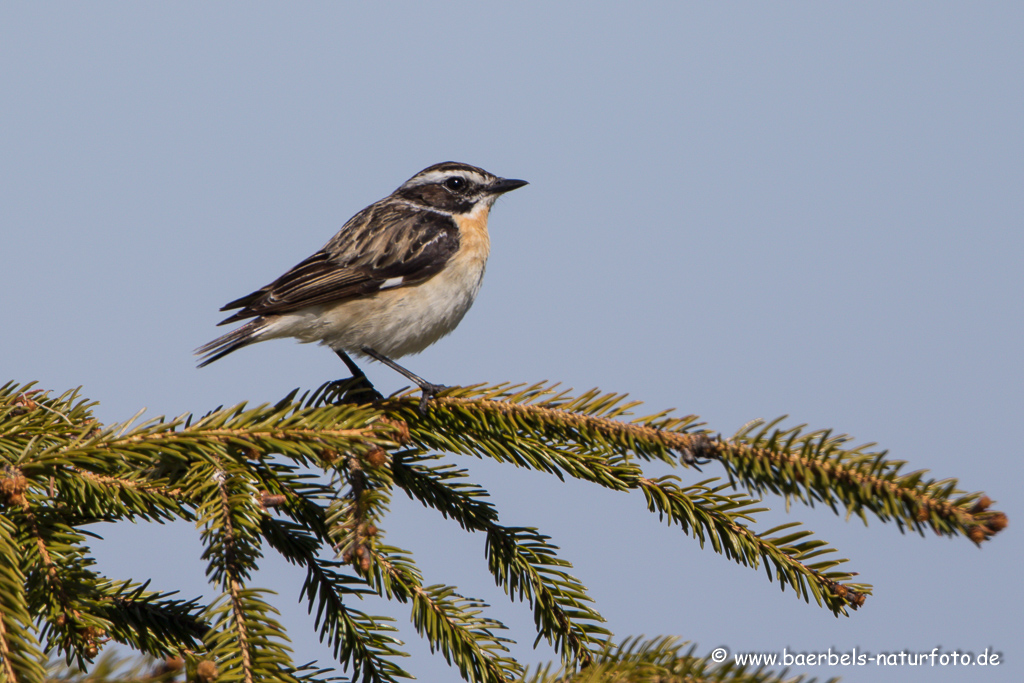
[[417, 382, 448, 415], [327, 376, 383, 405]]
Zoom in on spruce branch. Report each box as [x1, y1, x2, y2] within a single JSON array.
[[49, 402, 393, 475], [378, 387, 868, 614], [391, 453, 499, 532], [285, 443, 426, 683], [44, 650, 182, 683], [91, 581, 206, 657], [718, 418, 1006, 543], [392, 453, 610, 664], [323, 456, 521, 682], [202, 588, 306, 683], [378, 384, 1005, 544], [0, 383, 101, 454], [368, 545, 522, 683], [637, 477, 868, 615], [388, 382, 705, 471], [262, 517, 411, 683], [40, 466, 189, 526], [18, 504, 112, 668], [1, 380, 1008, 683], [393, 396, 643, 489], [325, 450, 393, 574], [0, 515, 46, 683], [200, 461, 261, 683], [197, 460, 336, 683]]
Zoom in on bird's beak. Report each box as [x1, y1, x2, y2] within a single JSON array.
[[489, 178, 529, 195]]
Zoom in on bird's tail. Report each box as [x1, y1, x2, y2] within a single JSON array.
[[195, 319, 267, 367]]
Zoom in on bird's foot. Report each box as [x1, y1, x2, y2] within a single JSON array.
[[417, 382, 448, 415], [326, 376, 384, 406]]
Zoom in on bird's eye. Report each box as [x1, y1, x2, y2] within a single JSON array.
[[444, 176, 466, 191]]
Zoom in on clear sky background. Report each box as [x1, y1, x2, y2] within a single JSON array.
[[2, 3, 1021, 682]]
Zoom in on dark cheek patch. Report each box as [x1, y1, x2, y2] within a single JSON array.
[[399, 185, 474, 213], [412, 186, 449, 207]]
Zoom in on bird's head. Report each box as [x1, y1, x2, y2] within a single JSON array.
[[395, 162, 528, 214]]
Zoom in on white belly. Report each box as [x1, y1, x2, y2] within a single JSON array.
[[261, 254, 487, 359]]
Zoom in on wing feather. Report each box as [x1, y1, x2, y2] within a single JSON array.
[[217, 202, 459, 324]]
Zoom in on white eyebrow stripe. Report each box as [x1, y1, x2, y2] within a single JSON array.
[[402, 169, 491, 188]]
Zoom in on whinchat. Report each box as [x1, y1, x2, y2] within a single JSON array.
[[196, 162, 527, 404]]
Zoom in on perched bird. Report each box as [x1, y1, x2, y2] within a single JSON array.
[[196, 161, 527, 405]]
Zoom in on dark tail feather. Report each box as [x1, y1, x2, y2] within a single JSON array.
[[195, 319, 266, 367]]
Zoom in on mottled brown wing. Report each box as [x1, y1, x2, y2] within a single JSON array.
[[217, 202, 459, 325]]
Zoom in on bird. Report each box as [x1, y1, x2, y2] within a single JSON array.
[[196, 161, 528, 407]]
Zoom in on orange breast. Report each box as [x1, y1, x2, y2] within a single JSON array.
[[453, 203, 491, 264]]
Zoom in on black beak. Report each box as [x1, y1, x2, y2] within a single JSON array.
[[489, 177, 529, 195]]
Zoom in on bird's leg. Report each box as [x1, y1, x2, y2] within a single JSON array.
[[332, 349, 383, 403], [359, 345, 447, 413]]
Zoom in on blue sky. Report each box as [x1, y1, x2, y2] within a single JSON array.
[[2, 3, 1021, 682]]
